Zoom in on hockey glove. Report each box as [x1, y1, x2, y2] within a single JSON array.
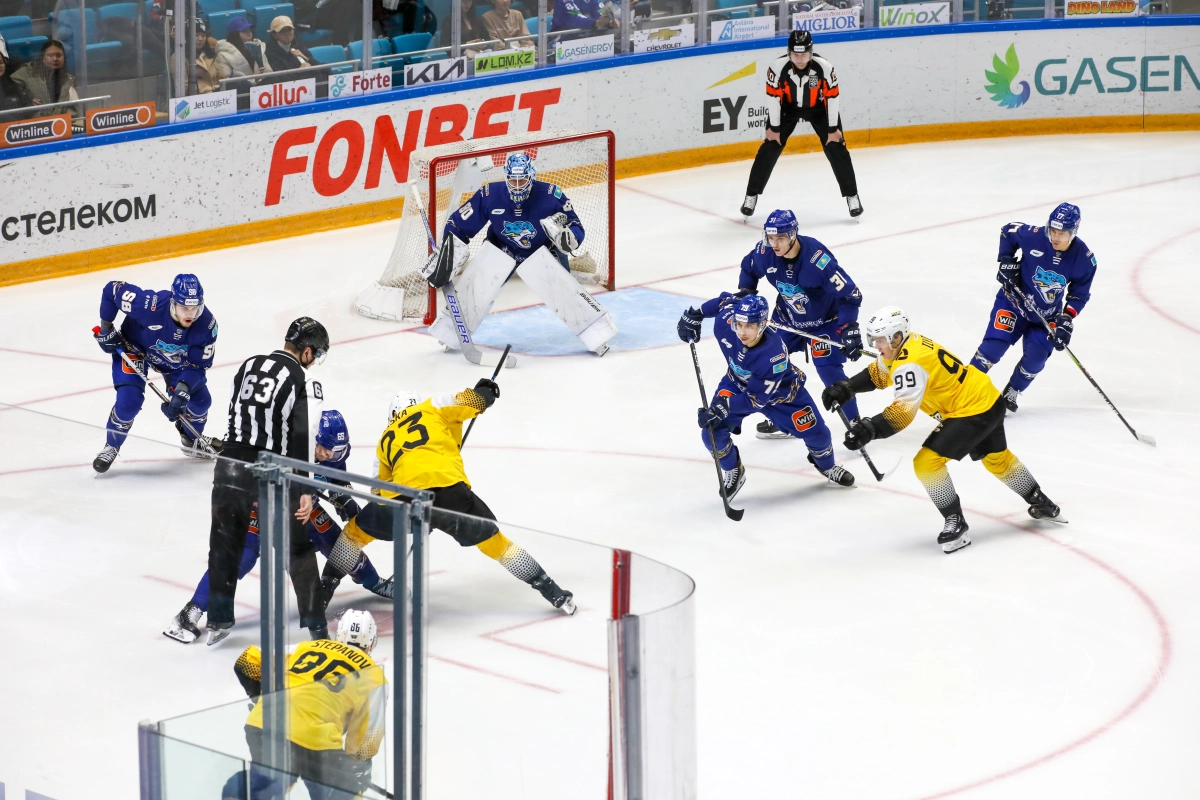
[[821, 380, 854, 412], [349, 759, 375, 794], [540, 212, 580, 254], [697, 395, 731, 429], [839, 322, 863, 361], [162, 383, 191, 422], [95, 321, 123, 354], [473, 378, 500, 408], [420, 235, 467, 289], [1052, 313, 1074, 351], [677, 307, 704, 343], [844, 416, 876, 450], [330, 493, 361, 522], [997, 258, 1021, 289]]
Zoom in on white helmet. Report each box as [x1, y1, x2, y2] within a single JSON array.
[[863, 306, 911, 347], [336, 609, 378, 653], [388, 390, 421, 422]]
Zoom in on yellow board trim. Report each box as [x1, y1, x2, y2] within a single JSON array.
[[3, 113, 1197, 287]]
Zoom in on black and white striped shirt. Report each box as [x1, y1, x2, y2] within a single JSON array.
[[223, 350, 322, 462]]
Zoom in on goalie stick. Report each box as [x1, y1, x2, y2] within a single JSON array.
[[91, 327, 216, 456], [409, 182, 516, 370], [461, 344, 512, 448], [689, 341, 744, 521], [1007, 285, 1155, 447]]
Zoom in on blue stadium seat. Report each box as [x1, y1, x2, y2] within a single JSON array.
[[298, 26, 334, 45], [524, 14, 537, 33], [51, 7, 100, 43], [98, 2, 137, 21], [307, 43, 346, 64], [6, 35, 47, 63], [205, 9, 247, 39], [250, 2, 293, 39], [390, 31, 431, 60], [81, 39, 124, 79], [0, 13, 33, 39], [347, 37, 391, 63], [203, 0, 237, 12]]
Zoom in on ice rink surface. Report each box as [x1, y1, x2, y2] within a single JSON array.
[[2, 131, 1200, 799]]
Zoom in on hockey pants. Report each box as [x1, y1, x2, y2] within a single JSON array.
[[746, 111, 858, 198], [106, 353, 211, 448], [701, 376, 835, 473], [970, 292, 1055, 393]]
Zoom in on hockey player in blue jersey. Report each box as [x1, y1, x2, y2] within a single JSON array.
[[736, 209, 864, 439], [165, 410, 393, 645], [92, 273, 220, 473], [423, 152, 618, 356], [678, 292, 855, 498], [969, 203, 1097, 412]]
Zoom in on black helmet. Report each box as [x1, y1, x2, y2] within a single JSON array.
[[788, 29, 813, 53], [285, 317, 330, 361]]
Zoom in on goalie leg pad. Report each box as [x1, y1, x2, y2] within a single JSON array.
[[516, 246, 617, 353], [428, 241, 516, 349]]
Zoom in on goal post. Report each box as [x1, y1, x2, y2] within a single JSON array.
[[354, 129, 617, 326]]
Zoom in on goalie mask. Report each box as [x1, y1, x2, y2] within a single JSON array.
[[504, 153, 536, 203]]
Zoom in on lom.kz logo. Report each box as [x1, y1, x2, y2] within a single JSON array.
[[984, 44, 1030, 109]]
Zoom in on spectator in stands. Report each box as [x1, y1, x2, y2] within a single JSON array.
[[11, 39, 79, 119], [458, 0, 488, 56], [482, 0, 533, 50], [0, 51, 33, 119], [551, 0, 619, 34], [264, 16, 321, 72], [215, 15, 272, 79], [193, 18, 223, 92]]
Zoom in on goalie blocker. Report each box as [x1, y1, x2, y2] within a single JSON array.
[[428, 242, 618, 356]]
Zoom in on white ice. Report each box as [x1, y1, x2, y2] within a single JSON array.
[[1, 131, 1199, 800]]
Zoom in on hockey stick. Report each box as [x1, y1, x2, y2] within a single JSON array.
[[92, 327, 216, 456], [1008, 286, 1155, 447], [689, 341, 744, 521], [768, 321, 880, 360], [409, 182, 516, 370], [832, 403, 891, 482], [461, 344, 512, 448]]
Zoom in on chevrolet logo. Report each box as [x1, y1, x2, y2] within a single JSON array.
[[648, 27, 682, 40]]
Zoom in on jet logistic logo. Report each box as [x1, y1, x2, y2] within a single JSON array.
[[985, 44, 1030, 108]]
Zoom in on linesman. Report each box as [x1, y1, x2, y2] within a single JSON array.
[[742, 29, 862, 220], [205, 317, 331, 645]]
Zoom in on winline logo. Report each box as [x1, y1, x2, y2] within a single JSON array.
[[3, 115, 71, 145], [985, 44, 1030, 108]]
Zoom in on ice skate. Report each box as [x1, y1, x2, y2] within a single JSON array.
[[846, 194, 863, 218], [531, 573, 577, 615], [164, 601, 203, 644], [740, 194, 758, 217], [206, 623, 232, 646], [93, 444, 119, 474], [177, 422, 222, 458], [756, 419, 790, 440], [821, 464, 856, 487], [1026, 488, 1066, 523], [1001, 383, 1021, 413], [722, 456, 746, 501], [938, 514, 971, 554], [369, 576, 394, 599]]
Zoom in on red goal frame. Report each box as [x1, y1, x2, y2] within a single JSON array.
[[422, 130, 617, 325]]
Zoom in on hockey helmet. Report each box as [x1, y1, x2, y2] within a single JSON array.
[[863, 306, 910, 350], [316, 409, 351, 464], [504, 153, 536, 203], [763, 209, 799, 242], [733, 294, 771, 338], [285, 317, 330, 364], [170, 274, 205, 325], [389, 389, 422, 422], [788, 29, 813, 53], [336, 609, 378, 654], [1046, 202, 1081, 244]]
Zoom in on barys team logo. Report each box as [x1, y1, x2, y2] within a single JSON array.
[[985, 44, 1030, 109], [1032, 266, 1067, 304], [501, 221, 537, 248]]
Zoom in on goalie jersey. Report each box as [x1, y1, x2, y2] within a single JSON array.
[[444, 180, 584, 265], [235, 639, 388, 758]]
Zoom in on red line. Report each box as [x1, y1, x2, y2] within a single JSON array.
[[0, 346, 108, 364], [1130, 225, 1200, 337], [482, 633, 609, 673], [0, 384, 115, 410], [428, 654, 561, 694]]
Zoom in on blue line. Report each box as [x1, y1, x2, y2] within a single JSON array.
[[1, 14, 1197, 161]]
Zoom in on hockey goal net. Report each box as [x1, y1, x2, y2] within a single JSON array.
[[355, 129, 616, 325]]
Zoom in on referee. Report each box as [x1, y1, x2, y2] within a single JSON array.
[[741, 29, 862, 220], [205, 317, 331, 646]]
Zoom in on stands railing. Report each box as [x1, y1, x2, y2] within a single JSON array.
[[0, 94, 110, 120]]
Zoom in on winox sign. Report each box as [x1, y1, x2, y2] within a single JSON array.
[[984, 43, 1200, 108], [263, 88, 563, 205]]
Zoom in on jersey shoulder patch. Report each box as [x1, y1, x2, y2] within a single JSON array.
[[311, 380, 323, 400]]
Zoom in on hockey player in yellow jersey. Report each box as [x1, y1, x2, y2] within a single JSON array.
[[322, 380, 577, 614], [821, 306, 1064, 553], [224, 609, 387, 800]]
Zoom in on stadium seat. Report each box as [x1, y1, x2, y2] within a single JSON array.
[[205, 8, 247, 39], [347, 37, 391, 64], [525, 14, 536, 33], [390, 31, 431, 61], [250, 1, 293, 39], [203, 0, 237, 12], [51, 7, 101, 43], [298, 26, 334, 45], [97, 2, 137, 21], [307, 43, 346, 64]]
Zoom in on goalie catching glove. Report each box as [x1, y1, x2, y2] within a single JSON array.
[[540, 213, 579, 254], [420, 234, 469, 289]]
